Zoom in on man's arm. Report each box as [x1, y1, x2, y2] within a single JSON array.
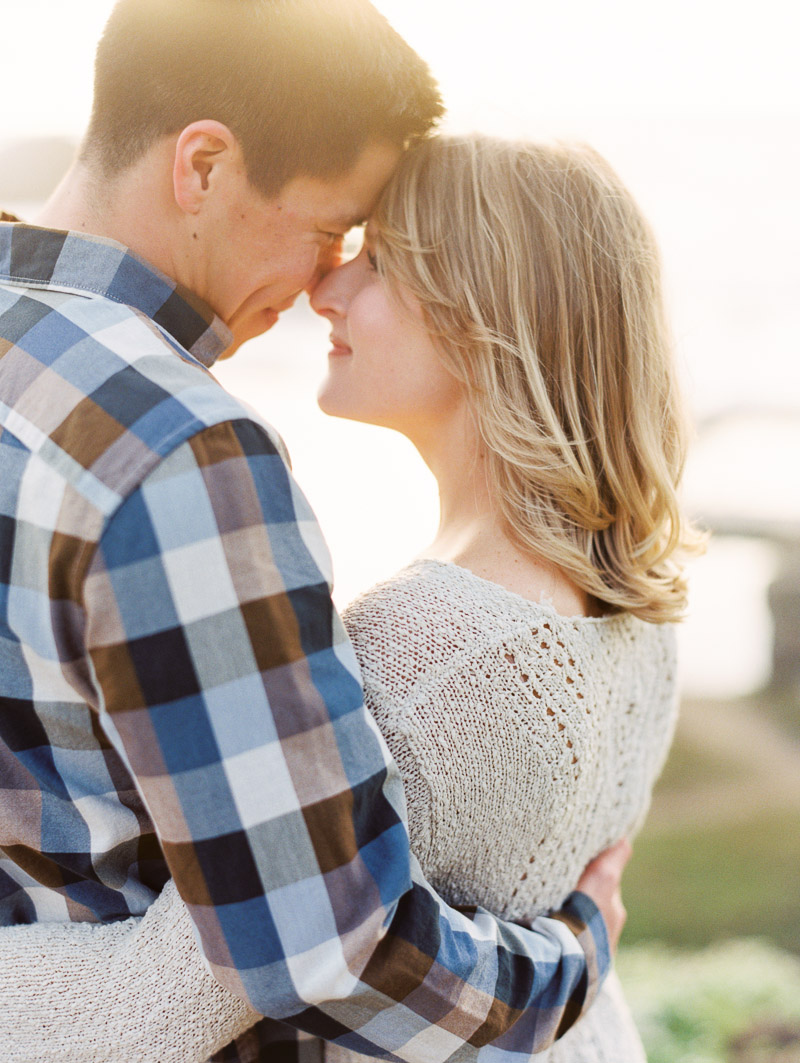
[[81, 418, 612, 1059]]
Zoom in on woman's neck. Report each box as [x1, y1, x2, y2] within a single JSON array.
[[410, 404, 496, 557], [428, 452, 500, 562], [416, 419, 596, 617]]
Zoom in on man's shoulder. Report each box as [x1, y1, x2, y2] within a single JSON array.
[[0, 282, 287, 516]]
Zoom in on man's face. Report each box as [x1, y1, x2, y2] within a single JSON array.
[[200, 140, 402, 353]]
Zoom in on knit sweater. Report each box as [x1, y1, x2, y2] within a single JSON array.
[[328, 559, 678, 1063], [0, 559, 678, 1061]]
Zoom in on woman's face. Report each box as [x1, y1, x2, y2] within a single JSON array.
[[310, 231, 465, 443]]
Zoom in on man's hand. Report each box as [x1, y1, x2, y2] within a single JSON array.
[[575, 838, 632, 954]]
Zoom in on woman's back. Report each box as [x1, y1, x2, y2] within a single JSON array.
[[344, 559, 677, 920], [326, 558, 678, 1062]]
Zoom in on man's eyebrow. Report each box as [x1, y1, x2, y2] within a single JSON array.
[[336, 216, 367, 231]]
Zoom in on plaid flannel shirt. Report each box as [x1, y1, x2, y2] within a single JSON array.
[[0, 219, 610, 1062]]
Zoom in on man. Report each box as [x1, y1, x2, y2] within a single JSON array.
[[0, 1, 627, 1059]]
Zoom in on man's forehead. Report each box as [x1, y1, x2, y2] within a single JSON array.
[[284, 181, 371, 227], [318, 141, 402, 221], [320, 182, 385, 227]]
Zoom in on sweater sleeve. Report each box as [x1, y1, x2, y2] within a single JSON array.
[[0, 879, 259, 1062], [0, 879, 607, 1062]]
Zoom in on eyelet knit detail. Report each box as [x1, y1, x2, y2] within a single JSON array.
[[327, 559, 678, 1063]]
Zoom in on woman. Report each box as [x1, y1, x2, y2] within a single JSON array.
[[0, 134, 702, 1061]]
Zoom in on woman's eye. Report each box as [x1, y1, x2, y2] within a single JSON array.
[[366, 249, 378, 270]]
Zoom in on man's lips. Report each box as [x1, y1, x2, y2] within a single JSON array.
[[262, 297, 299, 325]]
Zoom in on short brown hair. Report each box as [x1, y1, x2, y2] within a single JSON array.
[[81, 0, 443, 195]]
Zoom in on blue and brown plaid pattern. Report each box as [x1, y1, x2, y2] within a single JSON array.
[[0, 219, 609, 1061]]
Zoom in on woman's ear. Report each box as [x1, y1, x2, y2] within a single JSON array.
[[172, 120, 239, 214]]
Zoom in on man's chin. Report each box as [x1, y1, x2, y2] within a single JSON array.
[[220, 308, 281, 359]]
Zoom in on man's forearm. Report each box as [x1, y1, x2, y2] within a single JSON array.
[[83, 419, 609, 1058]]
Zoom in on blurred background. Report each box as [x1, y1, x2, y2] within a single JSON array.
[[2, 1, 799, 1058]]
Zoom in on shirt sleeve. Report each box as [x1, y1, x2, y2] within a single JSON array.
[[82, 418, 610, 1060]]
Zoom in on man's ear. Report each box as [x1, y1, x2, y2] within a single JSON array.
[[173, 121, 239, 214]]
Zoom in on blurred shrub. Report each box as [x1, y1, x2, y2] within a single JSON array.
[[617, 939, 800, 1063]]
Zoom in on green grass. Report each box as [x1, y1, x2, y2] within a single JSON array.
[[620, 691, 800, 955], [609, 695, 800, 1059], [616, 939, 800, 1063], [623, 809, 800, 953], [655, 730, 745, 790]]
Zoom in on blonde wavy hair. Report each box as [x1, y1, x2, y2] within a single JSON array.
[[372, 134, 705, 623]]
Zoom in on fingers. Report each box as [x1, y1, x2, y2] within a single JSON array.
[[575, 838, 632, 954], [576, 838, 631, 892], [586, 838, 632, 878]]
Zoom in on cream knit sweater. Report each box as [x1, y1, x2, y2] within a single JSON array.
[[0, 559, 678, 1062]]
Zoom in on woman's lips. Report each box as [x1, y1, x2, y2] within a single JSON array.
[[328, 337, 352, 357]]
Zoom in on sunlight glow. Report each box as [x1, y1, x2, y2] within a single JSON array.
[[3, 0, 798, 140], [4, 0, 798, 698]]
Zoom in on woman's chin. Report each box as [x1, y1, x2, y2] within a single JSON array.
[[316, 388, 375, 426], [316, 384, 348, 419]]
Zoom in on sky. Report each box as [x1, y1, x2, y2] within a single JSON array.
[[2, 0, 798, 142]]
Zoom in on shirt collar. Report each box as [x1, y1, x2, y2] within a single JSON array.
[[0, 219, 232, 367]]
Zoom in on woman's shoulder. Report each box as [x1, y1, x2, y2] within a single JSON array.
[[341, 560, 480, 681], [342, 558, 674, 692], [343, 557, 555, 642], [344, 556, 668, 634]]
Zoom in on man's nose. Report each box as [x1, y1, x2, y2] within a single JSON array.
[[305, 241, 343, 296], [308, 268, 334, 315]]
